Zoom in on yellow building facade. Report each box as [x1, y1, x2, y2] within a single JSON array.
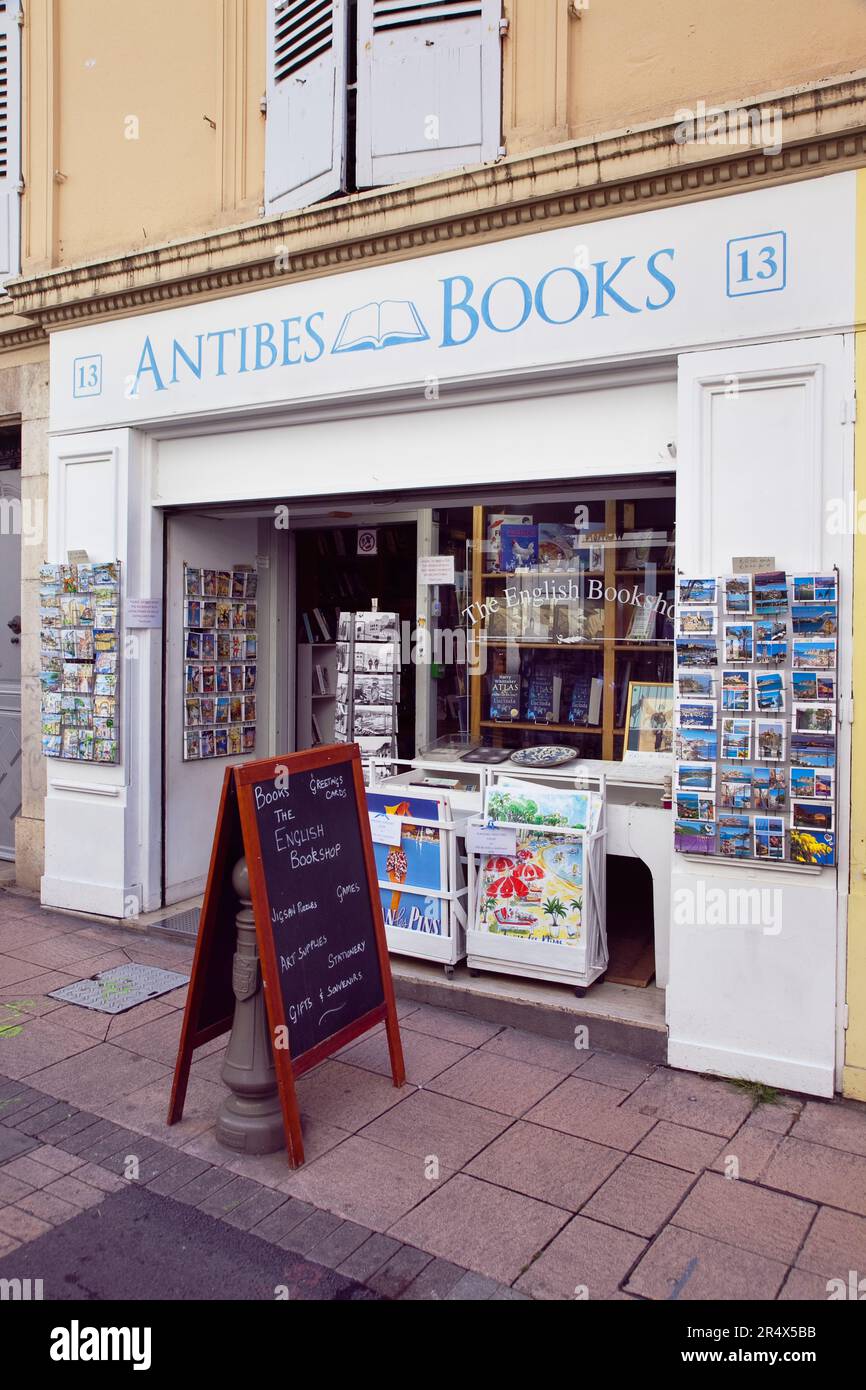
[[2, 0, 866, 1096]]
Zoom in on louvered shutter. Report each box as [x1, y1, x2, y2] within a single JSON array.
[[264, 0, 349, 214], [0, 0, 21, 282], [356, 0, 502, 187]]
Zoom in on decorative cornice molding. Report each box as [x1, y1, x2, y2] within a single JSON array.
[[4, 68, 866, 335]]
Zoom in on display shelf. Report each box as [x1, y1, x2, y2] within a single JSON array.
[[468, 500, 675, 760], [480, 719, 601, 735]]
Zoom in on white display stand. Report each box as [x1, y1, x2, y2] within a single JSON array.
[[465, 772, 609, 995], [366, 766, 470, 975]]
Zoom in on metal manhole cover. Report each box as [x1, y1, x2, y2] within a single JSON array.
[[48, 963, 190, 1014]]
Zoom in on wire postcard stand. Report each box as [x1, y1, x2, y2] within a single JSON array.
[[364, 782, 470, 975], [465, 772, 609, 994]]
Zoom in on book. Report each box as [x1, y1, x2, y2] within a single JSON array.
[[538, 524, 578, 572], [475, 827, 585, 947], [490, 674, 520, 722], [500, 524, 539, 573], [311, 714, 323, 745], [525, 669, 561, 724], [332, 300, 430, 353], [301, 612, 314, 644], [567, 676, 591, 725], [487, 513, 532, 570], [366, 792, 448, 936], [313, 607, 332, 642], [588, 676, 604, 725]]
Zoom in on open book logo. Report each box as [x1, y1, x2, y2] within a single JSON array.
[[332, 300, 430, 354]]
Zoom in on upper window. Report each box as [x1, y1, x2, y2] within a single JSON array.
[[264, 0, 503, 216], [0, 0, 20, 282]]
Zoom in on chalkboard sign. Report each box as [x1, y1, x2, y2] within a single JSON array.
[[168, 745, 405, 1167]]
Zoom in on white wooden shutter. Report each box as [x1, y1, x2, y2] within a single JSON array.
[[0, 0, 21, 282], [356, 0, 502, 187], [264, 0, 349, 214]]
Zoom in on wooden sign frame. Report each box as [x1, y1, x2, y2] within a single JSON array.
[[168, 745, 405, 1167]]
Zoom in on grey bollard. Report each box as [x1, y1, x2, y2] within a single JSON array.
[[215, 857, 286, 1155]]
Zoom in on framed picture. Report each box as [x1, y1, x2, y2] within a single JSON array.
[[624, 681, 674, 757]]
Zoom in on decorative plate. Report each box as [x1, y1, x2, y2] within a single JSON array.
[[510, 745, 578, 768]]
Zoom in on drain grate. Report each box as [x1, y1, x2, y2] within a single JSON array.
[[48, 963, 190, 1014], [146, 908, 201, 938]]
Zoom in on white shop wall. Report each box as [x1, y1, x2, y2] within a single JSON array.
[[669, 334, 854, 1097], [153, 378, 678, 508]]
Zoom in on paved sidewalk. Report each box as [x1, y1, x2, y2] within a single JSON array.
[[1, 885, 866, 1301]]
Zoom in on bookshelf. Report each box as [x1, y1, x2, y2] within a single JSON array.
[[467, 498, 675, 759], [296, 642, 337, 748]]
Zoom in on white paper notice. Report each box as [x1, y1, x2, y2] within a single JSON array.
[[368, 813, 403, 847], [466, 825, 518, 857], [125, 599, 163, 629], [418, 555, 456, 586]]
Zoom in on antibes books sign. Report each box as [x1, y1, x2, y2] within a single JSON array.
[[50, 173, 855, 431]]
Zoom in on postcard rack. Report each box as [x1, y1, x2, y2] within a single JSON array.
[[364, 780, 471, 976], [465, 773, 609, 994]]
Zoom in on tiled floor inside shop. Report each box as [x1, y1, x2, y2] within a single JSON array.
[[1, 884, 865, 1300]]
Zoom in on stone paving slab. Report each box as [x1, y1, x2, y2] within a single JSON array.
[[4, 900, 866, 1301]]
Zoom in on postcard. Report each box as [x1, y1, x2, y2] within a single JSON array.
[[754, 817, 786, 861], [184, 731, 201, 760], [202, 571, 217, 598], [201, 633, 217, 661], [676, 789, 716, 821], [723, 574, 752, 615], [792, 574, 837, 604], [719, 817, 752, 859], [755, 619, 786, 644], [355, 642, 396, 673], [677, 699, 717, 730], [674, 819, 715, 854], [676, 763, 715, 791], [353, 705, 393, 736], [755, 640, 787, 667], [676, 728, 718, 762], [228, 726, 243, 756], [792, 603, 837, 637], [720, 769, 752, 808], [793, 638, 836, 670], [790, 731, 836, 768], [755, 719, 786, 761], [791, 800, 834, 833], [677, 671, 714, 698], [791, 671, 817, 701], [678, 578, 717, 606], [486, 779, 595, 832], [721, 718, 751, 761], [753, 570, 789, 615], [217, 572, 232, 599], [201, 730, 215, 758], [214, 729, 229, 757], [355, 611, 400, 643], [724, 623, 753, 663], [675, 635, 718, 668], [678, 608, 717, 636], [753, 765, 787, 811], [792, 703, 835, 735], [790, 827, 835, 866], [754, 672, 785, 713], [721, 670, 750, 711], [243, 726, 256, 752]]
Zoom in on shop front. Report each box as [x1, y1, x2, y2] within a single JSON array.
[[42, 170, 856, 1096]]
